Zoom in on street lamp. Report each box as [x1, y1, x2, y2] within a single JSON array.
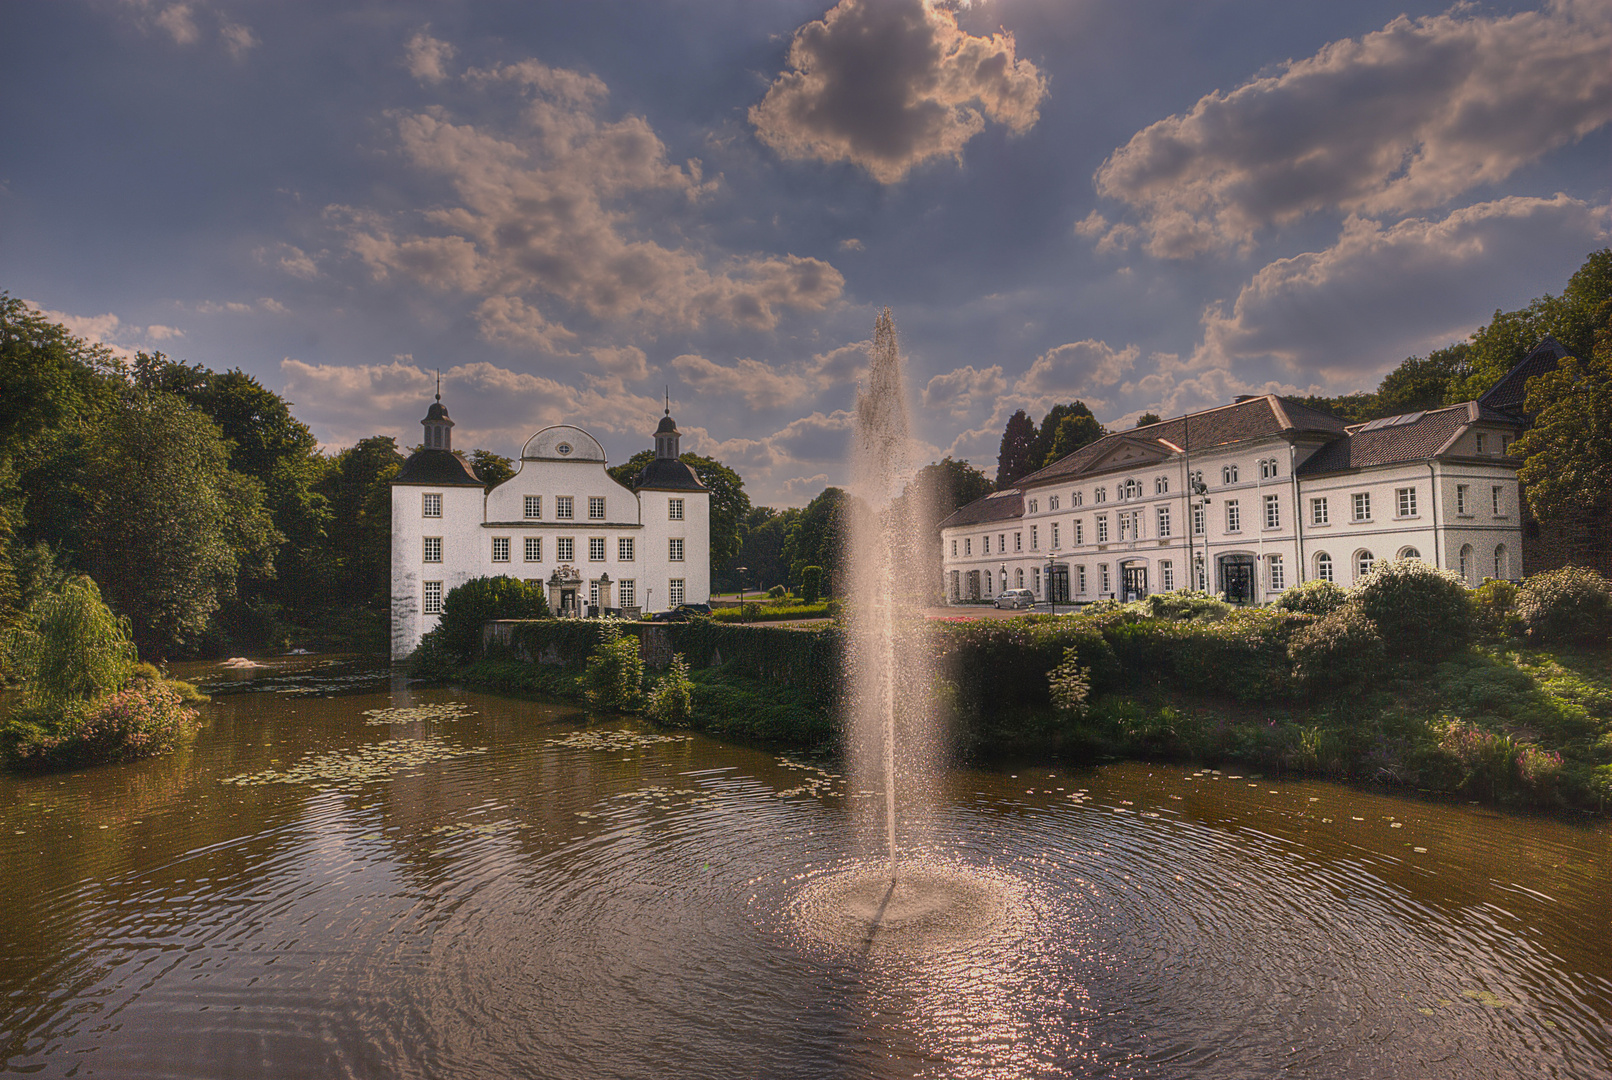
[[1188, 475, 1211, 592], [1000, 562, 1007, 598], [735, 566, 748, 606], [1046, 559, 1056, 617]]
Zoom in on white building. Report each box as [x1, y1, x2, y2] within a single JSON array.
[[941, 394, 1524, 606], [390, 395, 709, 659]]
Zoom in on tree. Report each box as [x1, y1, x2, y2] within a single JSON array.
[[5, 575, 135, 709], [1512, 301, 1612, 566], [1135, 413, 1162, 427], [734, 506, 798, 592], [609, 450, 752, 586], [1042, 408, 1105, 466], [469, 449, 515, 489], [782, 487, 848, 591], [906, 457, 993, 519], [1374, 344, 1469, 417], [800, 565, 823, 604], [995, 409, 1037, 489], [1029, 402, 1102, 471], [430, 575, 549, 663], [86, 389, 279, 658], [319, 436, 404, 608]]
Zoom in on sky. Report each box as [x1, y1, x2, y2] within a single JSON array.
[[2, 0, 1607, 507]]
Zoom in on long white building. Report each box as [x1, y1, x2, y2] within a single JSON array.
[[941, 394, 1524, 606], [390, 395, 709, 658]]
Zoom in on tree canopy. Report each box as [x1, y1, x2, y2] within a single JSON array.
[[995, 409, 1037, 489], [609, 450, 751, 585]]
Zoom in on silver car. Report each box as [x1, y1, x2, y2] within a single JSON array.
[[993, 588, 1036, 610]]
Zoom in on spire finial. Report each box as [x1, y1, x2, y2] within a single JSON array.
[[664, 385, 670, 416], [435, 368, 441, 403]]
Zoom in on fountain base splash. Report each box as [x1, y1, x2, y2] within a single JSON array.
[[793, 859, 1025, 958]]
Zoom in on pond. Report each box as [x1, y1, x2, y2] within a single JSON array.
[[1, 656, 1608, 1078]]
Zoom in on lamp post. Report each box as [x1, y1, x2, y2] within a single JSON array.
[[1188, 475, 1211, 592], [1000, 562, 1007, 600], [1046, 559, 1056, 617], [735, 566, 748, 606]]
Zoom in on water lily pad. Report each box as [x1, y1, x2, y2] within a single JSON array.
[[364, 702, 476, 726]]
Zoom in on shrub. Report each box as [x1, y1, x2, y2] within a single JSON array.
[[1142, 590, 1232, 621], [800, 565, 823, 605], [767, 585, 787, 600], [1472, 577, 1523, 639], [434, 576, 550, 662], [1436, 719, 1519, 799], [1516, 566, 1612, 645], [1288, 606, 1384, 692], [6, 576, 136, 708], [1275, 579, 1349, 617], [1047, 648, 1090, 718], [582, 622, 644, 713], [645, 653, 694, 727], [3, 682, 197, 771], [1515, 744, 1565, 798], [741, 601, 762, 622], [1351, 559, 1473, 654]]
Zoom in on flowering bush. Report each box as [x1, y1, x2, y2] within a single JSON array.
[[1516, 566, 1612, 645], [1275, 579, 1349, 617], [1351, 559, 1473, 654], [4, 682, 197, 771], [1288, 606, 1384, 692], [1515, 744, 1564, 793]]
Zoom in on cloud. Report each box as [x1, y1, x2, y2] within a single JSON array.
[[1195, 193, 1609, 386], [921, 363, 1004, 416], [750, 0, 1047, 183], [473, 295, 576, 353], [809, 339, 870, 389], [145, 324, 185, 341], [337, 57, 844, 340], [839, 237, 863, 251], [1014, 339, 1138, 403], [406, 30, 455, 83], [220, 19, 256, 58], [256, 243, 319, 279], [154, 3, 199, 45], [589, 345, 649, 381], [1092, 1, 1612, 256], [672, 353, 809, 410]]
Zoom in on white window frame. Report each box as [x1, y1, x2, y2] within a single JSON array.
[[1030, 525, 1038, 550], [1492, 486, 1505, 516], [1072, 491, 1083, 507], [1226, 500, 1241, 532], [1192, 503, 1205, 536], [1157, 505, 1171, 537], [588, 496, 606, 520], [525, 536, 542, 562], [557, 537, 574, 562], [1315, 552, 1333, 583], [1075, 521, 1084, 545], [556, 496, 574, 520], [1353, 492, 1371, 522], [669, 579, 686, 607], [1357, 551, 1374, 579], [491, 536, 511, 562], [422, 492, 442, 518], [1160, 560, 1174, 591], [1100, 563, 1111, 593], [1311, 497, 1328, 525], [1014, 532, 1022, 552], [1396, 487, 1417, 518], [619, 537, 635, 561], [422, 581, 443, 615], [1456, 485, 1469, 515], [1223, 464, 1238, 484], [619, 579, 636, 607], [1051, 522, 1060, 549], [669, 538, 685, 562], [1096, 515, 1108, 543], [1077, 565, 1087, 593], [1267, 554, 1284, 592], [524, 495, 541, 519], [422, 536, 442, 563], [589, 537, 606, 562], [669, 498, 685, 521], [1264, 494, 1280, 530]]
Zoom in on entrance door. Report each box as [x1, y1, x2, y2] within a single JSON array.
[[1121, 564, 1148, 602], [1219, 558, 1254, 604], [1047, 564, 1070, 604], [560, 587, 578, 615]]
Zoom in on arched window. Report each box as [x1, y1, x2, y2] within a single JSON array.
[[1095, 487, 1106, 503], [1072, 491, 1083, 507], [1223, 464, 1239, 484], [1459, 544, 1473, 584], [1315, 552, 1334, 583], [1399, 547, 1421, 561], [1128, 479, 1141, 499], [1356, 550, 1375, 581], [1495, 544, 1508, 580], [1016, 567, 1024, 588], [1155, 475, 1169, 494]]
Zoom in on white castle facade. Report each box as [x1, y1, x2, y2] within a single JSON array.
[[390, 396, 710, 659], [941, 395, 1524, 606]]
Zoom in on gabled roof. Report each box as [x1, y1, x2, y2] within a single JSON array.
[[392, 448, 484, 487], [1019, 395, 1346, 487], [1296, 402, 1518, 475], [1477, 336, 1569, 416], [937, 489, 1023, 530]]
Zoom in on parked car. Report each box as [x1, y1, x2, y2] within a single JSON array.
[[648, 603, 713, 622], [993, 588, 1036, 610]]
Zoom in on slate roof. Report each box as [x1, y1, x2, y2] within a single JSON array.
[[1296, 402, 1518, 475], [392, 448, 484, 486], [937, 489, 1024, 530], [634, 457, 706, 491], [1477, 336, 1569, 416], [1019, 395, 1347, 487]]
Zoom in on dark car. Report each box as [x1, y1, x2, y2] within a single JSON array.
[[648, 603, 712, 622]]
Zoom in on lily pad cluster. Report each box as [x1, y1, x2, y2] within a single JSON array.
[[774, 757, 841, 798], [546, 729, 690, 752], [219, 736, 487, 789], [363, 702, 476, 726]]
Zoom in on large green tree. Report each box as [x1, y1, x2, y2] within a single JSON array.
[[86, 389, 279, 658], [781, 487, 849, 591], [608, 450, 752, 586], [995, 409, 1037, 489], [1041, 406, 1105, 467], [318, 436, 404, 609], [733, 506, 799, 593]]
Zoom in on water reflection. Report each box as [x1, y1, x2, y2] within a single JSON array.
[[0, 658, 1607, 1078]]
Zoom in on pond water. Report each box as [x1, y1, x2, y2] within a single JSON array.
[[1, 656, 1608, 1078]]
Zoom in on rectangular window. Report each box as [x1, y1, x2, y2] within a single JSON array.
[[422, 493, 442, 518], [422, 581, 442, 615], [1268, 554, 1285, 591], [1096, 515, 1108, 543], [1456, 484, 1469, 514], [1492, 485, 1504, 515], [525, 536, 542, 562], [669, 579, 685, 607], [669, 498, 684, 521], [1226, 500, 1241, 532], [982, 535, 991, 555], [1030, 525, 1038, 550], [1192, 504, 1205, 535], [619, 579, 635, 607], [1051, 523, 1060, 549], [1160, 561, 1174, 591], [1119, 512, 1130, 542], [1264, 494, 1280, 529], [589, 537, 606, 562], [1031, 567, 1040, 596], [422, 536, 442, 563], [951, 539, 957, 557], [669, 538, 685, 562], [589, 496, 606, 520], [1100, 563, 1111, 593], [491, 537, 510, 562], [557, 537, 574, 562], [999, 534, 1006, 553], [1157, 505, 1171, 537], [524, 495, 541, 519], [1397, 487, 1417, 517], [1014, 532, 1022, 552], [1476, 433, 1486, 454], [618, 537, 634, 561], [1074, 521, 1084, 545], [556, 496, 574, 520], [590, 580, 600, 607], [965, 538, 972, 556], [1353, 492, 1371, 521], [1311, 497, 1328, 525], [1077, 565, 1087, 593]]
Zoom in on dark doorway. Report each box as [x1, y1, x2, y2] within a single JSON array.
[[1121, 564, 1148, 603], [1219, 556, 1255, 604], [1047, 563, 1070, 604]]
